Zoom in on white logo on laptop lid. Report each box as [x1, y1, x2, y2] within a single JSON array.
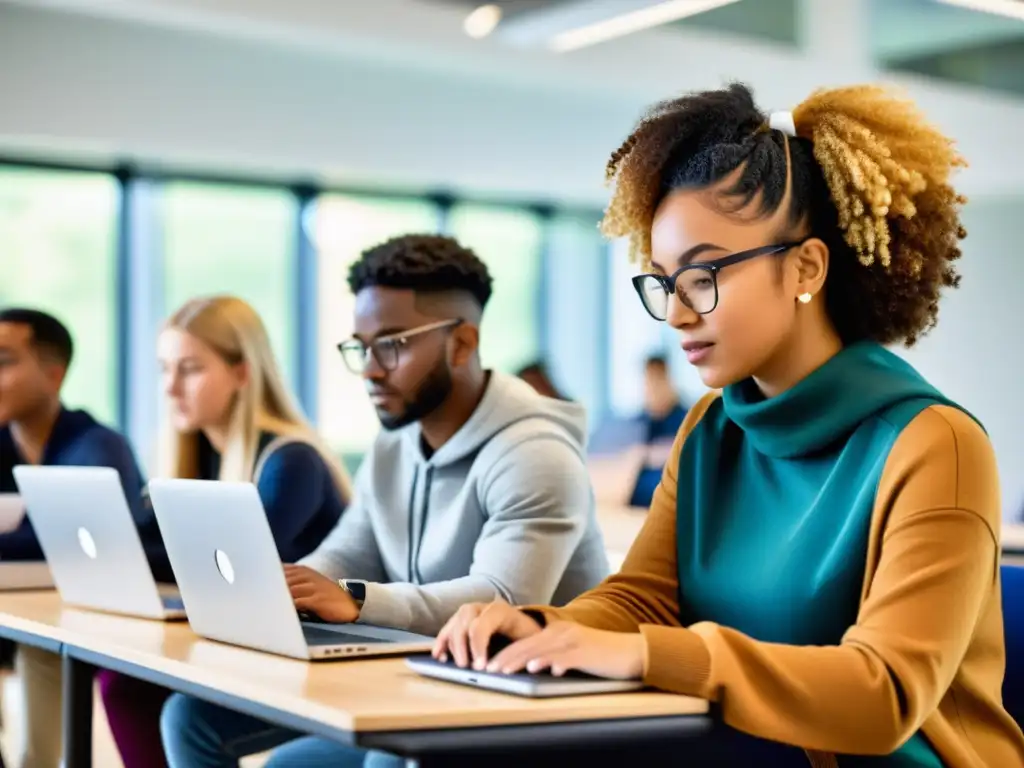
[[214, 549, 235, 584], [77, 527, 97, 559]]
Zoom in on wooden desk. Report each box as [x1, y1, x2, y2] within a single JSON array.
[[1004, 524, 1024, 555], [0, 592, 710, 767]]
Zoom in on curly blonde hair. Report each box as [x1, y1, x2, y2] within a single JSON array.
[[601, 83, 967, 346]]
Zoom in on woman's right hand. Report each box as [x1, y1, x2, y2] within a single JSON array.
[[432, 600, 543, 670]]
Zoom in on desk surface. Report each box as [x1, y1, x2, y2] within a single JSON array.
[[0, 591, 706, 736], [1003, 524, 1024, 554]]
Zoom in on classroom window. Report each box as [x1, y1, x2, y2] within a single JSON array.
[[447, 204, 544, 375], [0, 166, 119, 425], [607, 238, 664, 417], [544, 212, 607, 416], [312, 194, 441, 455], [160, 182, 297, 385]]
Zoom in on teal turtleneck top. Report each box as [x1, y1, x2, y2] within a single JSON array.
[[675, 342, 972, 766]]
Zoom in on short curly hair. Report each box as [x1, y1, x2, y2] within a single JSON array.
[[601, 83, 967, 346], [348, 234, 493, 309]]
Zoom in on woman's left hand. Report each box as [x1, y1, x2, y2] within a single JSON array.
[[485, 621, 645, 680]]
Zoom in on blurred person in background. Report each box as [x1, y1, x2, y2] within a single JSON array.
[[516, 360, 567, 400], [97, 295, 352, 768], [0, 308, 150, 768], [628, 355, 687, 507], [587, 354, 687, 508]]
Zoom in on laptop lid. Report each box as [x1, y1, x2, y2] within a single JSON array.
[[12, 466, 168, 618], [147, 478, 316, 659]]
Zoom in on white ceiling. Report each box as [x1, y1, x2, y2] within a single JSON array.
[[0, 0, 1022, 201], [5, 0, 1023, 101]]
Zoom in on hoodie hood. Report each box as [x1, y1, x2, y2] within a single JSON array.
[[401, 371, 588, 467]]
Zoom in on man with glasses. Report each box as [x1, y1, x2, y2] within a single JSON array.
[[161, 233, 609, 768]]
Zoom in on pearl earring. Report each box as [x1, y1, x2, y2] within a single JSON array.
[[798, 292, 813, 304]]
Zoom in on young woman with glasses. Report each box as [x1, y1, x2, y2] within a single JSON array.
[[433, 83, 1024, 766]]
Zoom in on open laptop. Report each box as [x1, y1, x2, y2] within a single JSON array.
[[12, 466, 185, 620], [146, 478, 434, 661], [406, 655, 644, 698]]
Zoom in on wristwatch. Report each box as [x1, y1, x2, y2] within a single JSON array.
[[338, 579, 366, 612]]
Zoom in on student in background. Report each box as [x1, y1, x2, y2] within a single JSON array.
[[587, 354, 687, 508], [0, 308, 151, 768], [160, 234, 608, 768], [435, 84, 1024, 765], [627, 354, 686, 507], [97, 295, 352, 768], [516, 360, 567, 400]]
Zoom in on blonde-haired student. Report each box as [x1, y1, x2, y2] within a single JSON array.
[[97, 295, 351, 768]]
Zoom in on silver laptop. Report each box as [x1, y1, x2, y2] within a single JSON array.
[[146, 478, 434, 661], [406, 655, 644, 697], [12, 466, 185, 620]]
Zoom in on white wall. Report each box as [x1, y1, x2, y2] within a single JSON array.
[[0, 3, 634, 206], [1, 1, 1023, 203], [898, 195, 1024, 520]]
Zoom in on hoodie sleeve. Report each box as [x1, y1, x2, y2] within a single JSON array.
[[298, 458, 387, 583], [354, 433, 595, 636]]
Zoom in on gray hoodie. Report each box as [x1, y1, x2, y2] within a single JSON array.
[[300, 372, 609, 636]]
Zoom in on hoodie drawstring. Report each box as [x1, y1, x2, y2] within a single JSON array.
[[412, 466, 434, 585], [406, 467, 419, 583]]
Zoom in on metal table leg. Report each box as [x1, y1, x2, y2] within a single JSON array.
[[61, 649, 96, 768]]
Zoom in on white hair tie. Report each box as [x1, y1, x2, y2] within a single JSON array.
[[768, 111, 797, 137]]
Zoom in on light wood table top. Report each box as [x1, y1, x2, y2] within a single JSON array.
[[1003, 524, 1024, 555], [0, 591, 707, 736]]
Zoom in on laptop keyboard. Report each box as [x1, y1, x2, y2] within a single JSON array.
[[302, 624, 389, 647]]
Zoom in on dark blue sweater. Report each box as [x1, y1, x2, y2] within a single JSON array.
[[195, 432, 345, 564], [0, 412, 345, 576], [0, 408, 151, 562]]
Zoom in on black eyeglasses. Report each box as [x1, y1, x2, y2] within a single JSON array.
[[337, 319, 462, 374], [631, 242, 805, 321]]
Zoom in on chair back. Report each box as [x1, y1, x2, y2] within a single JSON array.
[[1001, 563, 1024, 724]]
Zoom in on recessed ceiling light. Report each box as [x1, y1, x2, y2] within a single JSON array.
[[464, 4, 503, 39], [549, 0, 742, 52], [934, 0, 1024, 21]]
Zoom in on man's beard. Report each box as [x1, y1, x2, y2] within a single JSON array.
[[376, 360, 453, 431]]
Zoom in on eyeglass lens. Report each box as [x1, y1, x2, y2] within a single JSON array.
[[636, 267, 718, 319]]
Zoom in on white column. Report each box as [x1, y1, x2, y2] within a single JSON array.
[[124, 180, 166, 476]]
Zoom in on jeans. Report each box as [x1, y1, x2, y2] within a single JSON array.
[[160, 693, 404, 768]]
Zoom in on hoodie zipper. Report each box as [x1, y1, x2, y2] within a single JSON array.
[[412, 466, 434, 585]]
